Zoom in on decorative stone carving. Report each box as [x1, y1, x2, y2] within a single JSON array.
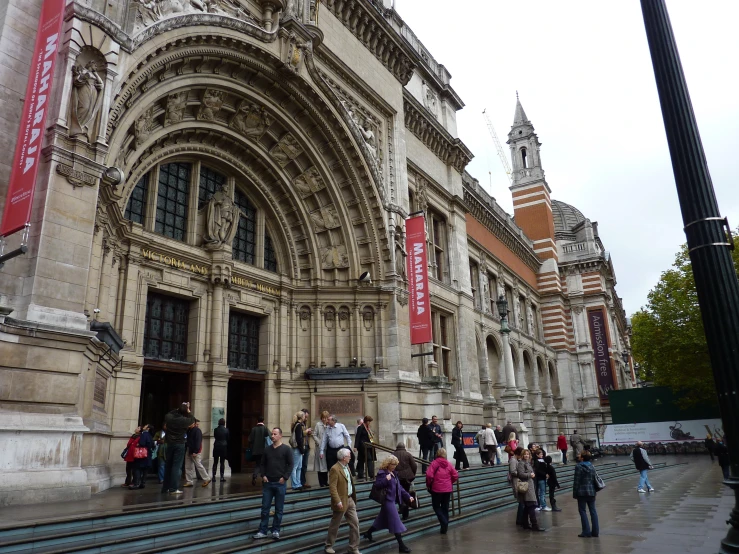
[[362, 307, 374, 331], [299, 306, 311, 332], [270, 133, 303, 166], [414, 176, 429, 212], [394, 228, 406, 279], [572, 305, 583, 314], [338, 307, 350, 332], [422, 81, 438, 118], [134, 107, 155, 147], [324, 306, 335, 330], [280, 30, 307, 74], [497, 279, 505, 302], [320, 244, 349, 269], [69, 61, 104, 139], [133, 0, 254, 30], [197, 89, 225, 121], [293, 167, 325, 197], [204, 184, 241, 248], [56, 163, 97, 188], [526, 301, 535, 336], [164, 91, 188, 126], [359, 118, 378, 160], [283, 0, 304, 20], [310, 206, 340, 232], [229, 101, 271, 137]]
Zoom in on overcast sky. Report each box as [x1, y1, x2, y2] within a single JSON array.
[[396, 0, 739, 316]]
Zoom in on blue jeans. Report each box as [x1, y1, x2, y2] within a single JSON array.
[[291, 449, 303, 489], [157, 457, 165, 482], [259, 481, 286, 533], [161, 443, 185, 493], [421, 447, 432, 473], [722, 465, 730, 480], [638, 469, 652, 490], [536, 480, 547, 508], [577, 496, 599, 536]]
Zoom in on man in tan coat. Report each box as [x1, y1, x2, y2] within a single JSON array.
[[325, 448, 361, 554]]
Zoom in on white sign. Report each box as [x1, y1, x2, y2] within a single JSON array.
[[598, 419, 723, 446]]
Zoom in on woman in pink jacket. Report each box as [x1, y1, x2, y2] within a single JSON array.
[[425, 448, 459, 534]]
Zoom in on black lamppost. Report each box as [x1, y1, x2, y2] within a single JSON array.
[[496, 295, 510, 332], [641, 2, 739, 551]]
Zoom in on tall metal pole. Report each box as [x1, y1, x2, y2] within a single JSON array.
[[641, 2, 739, 551]]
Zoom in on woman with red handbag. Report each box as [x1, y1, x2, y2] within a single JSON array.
[[130, 424, 154, 490], [122, 426, 141, 487]]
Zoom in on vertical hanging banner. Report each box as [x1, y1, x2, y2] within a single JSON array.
[[0, 0, 66, 238], [588, 307, 616, 404], [406, 214, 432, 345]]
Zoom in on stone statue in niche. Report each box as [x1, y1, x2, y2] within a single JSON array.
[[229, 101, 271, 137], [293, 167, 324, 197], [527, 302, 535, 335], [283, 0, 304, 19], [359, 118, 378, 159], [320, 244, 349, 269], [394, 229, 406, 279], [422, 81, 438, 118], [414, 177, 428, 212], [270, 133, 303, 167], [197, 89, 224, 121], [480, 273, 490, 312], [134, 106, 155, 148], [164, 91, 188, 126], [204, 184, 241, 248], [69, 61, 104, 140], [134, 0, 162, 25], [497, 279, 505, 304]]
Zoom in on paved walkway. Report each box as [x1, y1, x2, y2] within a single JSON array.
[[377, 456, 731, 554]]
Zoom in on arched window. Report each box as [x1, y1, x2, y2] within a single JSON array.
[[198, 165, 226, 209], [155, 162, 191, 241], [124, 174, 148, 225], [233, 188, 257, 265], [521, 148, 528, 169]]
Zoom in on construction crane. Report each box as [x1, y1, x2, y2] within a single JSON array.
[[482, 109, 512, 184]]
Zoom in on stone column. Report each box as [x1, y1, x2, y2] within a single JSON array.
[[210, 284, 224, 362]]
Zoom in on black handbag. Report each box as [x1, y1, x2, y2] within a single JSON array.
[[120, 447, 128, 459], [369, 483, 387, 504]]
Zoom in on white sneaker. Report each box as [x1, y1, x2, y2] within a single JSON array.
[[253, 532, 269, 539], [637, 488, 647, 493], [272, 531, 280, 540], [648, 488, 655, 492], [542, 507, 552, 512], [169, 490, 183, 495], [535, 507, 541, 511]]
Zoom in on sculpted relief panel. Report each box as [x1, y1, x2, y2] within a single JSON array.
[[229, 101, 271, 137], [133, 0, 257, 31]]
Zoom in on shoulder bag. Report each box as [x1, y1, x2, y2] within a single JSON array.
[[594, 469, 606, 491], [369, 483, 388, 504], [516, 477, 529, 494], [289, 424, 299, 449]]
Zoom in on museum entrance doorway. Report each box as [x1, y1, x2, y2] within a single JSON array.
[[227, 373, 265, 473], [139, 362, 192, 434]]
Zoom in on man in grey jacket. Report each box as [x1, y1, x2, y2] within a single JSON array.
[[630, 441, 655, 493]]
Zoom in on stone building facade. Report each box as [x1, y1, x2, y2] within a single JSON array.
[[0, 0, 633, 505]]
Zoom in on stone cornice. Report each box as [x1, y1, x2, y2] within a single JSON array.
[[403, 91, 473, 174], [463, 182, 541, 273], [321, 0, 416, 85]]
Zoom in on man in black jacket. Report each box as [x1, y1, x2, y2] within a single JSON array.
[[184, 419, 211, 487], [253, 428, 294, 541], [417, 418, 434, 474], [161, 402, 196, 494], [630, 441, 654, 493]]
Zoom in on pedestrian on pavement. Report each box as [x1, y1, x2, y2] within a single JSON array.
[[502, 420, 517, 443], [494, 425, 504, 464], [476, 425, 488, 465], [248, 416, 268, 486], [300, 409, 313, 489], [153, 425, 166, 483], [570, 430, 585, 458], [516, 449, 545, 531], [534, 448, 550, 511], [393, 442, 418, 521], [320, 415, 352, 472], [509, 446, 525, 526], [705, 434, 716, 462], [356, 415, 376, 480], [557, 432, 568, 464], [325, 448, 361, 554], [507, 432, 519, 453], [253, 427, 293, 541], [483, 423, 497, 467], [544, 455, 562, 511], [451, 421, 469, 470], [313, 411, 330, 487], [122, 425, 141, 487], [184, 419, 211, 487], [716, 440, 730, 479], [426, 447, 459, 535], [417, 418, 434, 473], [289, 411, 306, 490], [161, 402, 195, 495], [212, 418, 229, 482], [362, 455, 414, 553], [573, 451, 599, 537], [630, 441, 655, 493], [130, 423, 154, 489], [429, 415, 443, 458]]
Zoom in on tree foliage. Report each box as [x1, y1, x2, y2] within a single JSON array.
[[631, 231, 739, 407]]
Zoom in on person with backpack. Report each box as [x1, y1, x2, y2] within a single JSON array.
[[248, 416, 269, 486]]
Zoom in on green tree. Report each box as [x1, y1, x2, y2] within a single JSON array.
[[631, 231, 739, 406]]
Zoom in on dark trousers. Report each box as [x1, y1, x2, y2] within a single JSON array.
[[577, 496, 599, 536], [722, 465, 730, 480], [124, 462, 134, 486], [252, 454, 262, 478], [161, 443, 186, 493], [212, 455, 226, 477], [258, 481, 286, 534], [516, 502, 525, 525], [326, 446, 339, 472], [301, 449, 310, 485], [549, 483, 557, 507], [399, 477, 414, 519], [522, 503, 539, 529], [420, 447, 432, 473], [485, 445, 497, 466], [454, 445, 469, 470], [131, 466, 146, 488], [357, 446, 375, 478], [479, 449, 489, 465], [431, 491, 451, 532], [318, 471, 329, 487], [561, 448, 568, 464]]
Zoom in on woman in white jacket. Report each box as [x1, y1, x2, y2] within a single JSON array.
[[313, 410, 329, 486]]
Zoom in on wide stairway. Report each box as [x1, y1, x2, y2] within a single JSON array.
[[0, 459, 677, 554]]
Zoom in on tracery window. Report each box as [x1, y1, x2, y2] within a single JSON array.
[[233, 188, 257, 265], [155, 162, 191, 241], [124, 174, 148, 225], [429, 211, 447, 283], [228, 311, 260, 370], [198, 166, 225, 209], [264, 234, 278, 272], [144, 293, 189, 361], [431, 310, 453, 378]]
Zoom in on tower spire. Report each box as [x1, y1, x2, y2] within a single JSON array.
[[513, 94, 529, 126]]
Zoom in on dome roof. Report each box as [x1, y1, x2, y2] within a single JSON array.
[[552, 199, 586, 237]]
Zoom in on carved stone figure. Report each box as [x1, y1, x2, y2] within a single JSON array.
[[394, 229, 406, 279], [197, 89, 224, 121], [134, 107, 155, 148], [310, 206, 340, 232], [134, 0, 162, 25], [164, 91, 188, 126], [527, 302, 535, 336], [204, 184, 241, 247], [69, 61, 104, 139], [293, 167, 324, 197], [415, 177, 429, 212], [320, 244, 349, 269], [229, 101, 271, 137], [359, 118, 378, 159], [283, 0, 304, 19], [270, 133, 303, 167], [497, 279, 505, 303], [422, 81, 438, 118]]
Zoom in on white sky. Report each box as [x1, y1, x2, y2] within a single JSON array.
[[395, 0, 739, 316]]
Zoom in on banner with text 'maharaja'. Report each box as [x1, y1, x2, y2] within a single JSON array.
[[406, 215, 432, 345], [588, 307, 616, 404], [0, 0, 66, 237]]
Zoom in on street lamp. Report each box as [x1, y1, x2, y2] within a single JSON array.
[[496, 294, 518, 394], [496, 295, 509, 332]]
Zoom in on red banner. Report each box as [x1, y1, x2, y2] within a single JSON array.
[[0, 0, 66, 237], [406, 215, 432, 344]]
